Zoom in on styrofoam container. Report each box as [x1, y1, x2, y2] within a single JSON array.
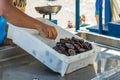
[[13, 18, 100, 76]]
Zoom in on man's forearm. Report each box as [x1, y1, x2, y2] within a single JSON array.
[[1, 0, 42, 30], [0, 0, 57, 39]]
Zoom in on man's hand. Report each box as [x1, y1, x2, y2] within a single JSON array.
[[3, 38, 15, 46], [37, 23, 58, 39]]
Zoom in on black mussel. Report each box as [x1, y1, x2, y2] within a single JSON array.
[[72, 37, 75, 40], [79, 39, 84, 44], [76, 42, 83, 48], [73, 44, 81, 51], [56, 42, 62, 46], [68, 49, 76, 56], [59, 45, 66, 51], [64, 51, 70, 56], [65, 43, 75, 49], [78, 48, 86, 52], [53, 46, 63, 53], [60, 39, 66, 44]]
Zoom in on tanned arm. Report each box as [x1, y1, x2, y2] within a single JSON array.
[[0, 0, 57, 39]]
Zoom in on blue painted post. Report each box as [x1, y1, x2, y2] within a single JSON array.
[[99, 0, 103, 34], [75, 0, 80, 31], [105, 0, 111, 24]]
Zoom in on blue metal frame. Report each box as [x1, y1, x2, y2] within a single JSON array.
[[99, 0, 111, 34], [105, 0, 111, 24], [75, 0, 80, 31], [98, 0, 103, 34], [80, 0, 120, 38], [75, 0, 111, 33]]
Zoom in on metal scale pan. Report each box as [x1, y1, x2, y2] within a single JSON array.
[[35, 5, 61, 20]]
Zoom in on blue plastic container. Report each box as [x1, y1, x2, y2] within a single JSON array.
[[50, 19, 57, 24], [0, 16, 6, 45]]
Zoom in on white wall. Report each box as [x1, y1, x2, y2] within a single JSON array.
[[25, 0, 96, 28], [25, 0, 75, 28]]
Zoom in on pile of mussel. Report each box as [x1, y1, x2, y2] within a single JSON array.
[[53, 37, 92, 56]]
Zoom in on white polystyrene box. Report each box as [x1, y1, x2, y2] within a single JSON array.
[[13, 18, 100, 76]]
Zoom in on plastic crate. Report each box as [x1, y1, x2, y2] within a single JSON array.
[[13, 19, 100, 76]]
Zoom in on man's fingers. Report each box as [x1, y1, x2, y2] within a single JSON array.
[[48, 30, 53, 39], [39, 26, 57, 39], [40, 29, 49, 38], [48, 27, 57, 39], [51, 28, 57, 39], [44, 31, 49, 38]]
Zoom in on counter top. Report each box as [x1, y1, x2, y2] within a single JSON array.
[[0, 54, 96, 80]]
